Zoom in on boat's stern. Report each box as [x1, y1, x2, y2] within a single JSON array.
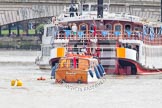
[[55, 68, 88, 83]]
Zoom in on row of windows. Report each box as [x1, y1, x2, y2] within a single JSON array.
[[83, 4, 109, 12], [142, 47, 162, 57], [80, 23, 142, 32]]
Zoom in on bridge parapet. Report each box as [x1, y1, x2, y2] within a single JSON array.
[[0, 0, 161, 25]]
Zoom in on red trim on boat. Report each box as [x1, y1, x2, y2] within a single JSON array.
[[119, 58, 162, 75]]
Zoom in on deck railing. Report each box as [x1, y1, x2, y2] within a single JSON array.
[[52, 30, 162, 45]]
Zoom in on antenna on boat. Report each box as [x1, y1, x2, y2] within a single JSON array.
[[97, 0, 103, 18]]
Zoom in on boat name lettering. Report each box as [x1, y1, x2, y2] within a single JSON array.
[[66, 72, 76, 75]]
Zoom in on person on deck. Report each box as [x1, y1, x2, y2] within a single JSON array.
[[69, 5, 75, 17], [93, 19, 97, 37], [72, 23, 77, 36]]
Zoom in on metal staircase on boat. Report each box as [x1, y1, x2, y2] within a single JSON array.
[[97, 40, 117, 74]]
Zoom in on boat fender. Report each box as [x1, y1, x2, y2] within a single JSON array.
[[94, 66, 101, 79], [97, 65, 104, 77], [99, 64, 106, 75], [88, 70, 93, 78], [11, 80, 16, 86], [17, 80, 23, 86]]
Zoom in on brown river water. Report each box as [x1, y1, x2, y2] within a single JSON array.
[[0, 50, 161, 108]]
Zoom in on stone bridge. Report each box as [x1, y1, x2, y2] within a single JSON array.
[[0, 0, 161, 26]]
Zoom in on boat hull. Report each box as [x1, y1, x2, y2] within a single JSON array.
[[55, 69, 88, 83]]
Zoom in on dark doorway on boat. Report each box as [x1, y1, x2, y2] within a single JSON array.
[[118, 59, 137, 75], [51, 58, 60, 67], [125, 24, 131, 31]]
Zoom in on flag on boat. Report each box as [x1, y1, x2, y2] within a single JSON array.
[[149, 27, 154, 40], [143, 25, 147, 37], [158, 26, 162, 36]]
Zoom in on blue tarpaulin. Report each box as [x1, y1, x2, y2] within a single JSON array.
[[101, 31, 108, 37], [114, 31, 120, 36], [64, 30, 71, 37], [125, 30, 132, 37], [149, 27, 155, 40]]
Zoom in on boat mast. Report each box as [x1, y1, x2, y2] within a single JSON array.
[[97, 0, 103, 18]]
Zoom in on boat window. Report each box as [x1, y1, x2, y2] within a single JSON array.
[[105, 24, 112, 30], [91, 5, 97, 11], [46, 26, 54, 37], [78, 59, 89, 69], [134, 26, 142, 31], [125, 24, 131, 31], [103, 4, 108, 11], [83, 5, 89, 11], [115, 25, 121, 31], [42, 47, 51, 56], [134, 27, 139, 31]]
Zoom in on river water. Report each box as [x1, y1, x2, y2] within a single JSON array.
[[0, 50, 162, 108]]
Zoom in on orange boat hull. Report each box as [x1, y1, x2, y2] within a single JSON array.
[[55, 69, 88, 83]]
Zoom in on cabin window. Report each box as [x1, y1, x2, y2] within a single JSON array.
[[103, 4, 108, 11], [105, 24, 112, 30], [125, 24, 131, 31], [46, 27, 54, 37], [115, 25, 121, 31], [42, 47, 51, 56], [83, 5, 89, 11], [134, 27, 140, 31], [134, 26, 142, 31], [91, 5, 97, 11]]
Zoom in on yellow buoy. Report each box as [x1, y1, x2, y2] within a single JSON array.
[[11, 79, 23, 87], [11, 80, 16, 86], [16, 80, 23, 87]]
